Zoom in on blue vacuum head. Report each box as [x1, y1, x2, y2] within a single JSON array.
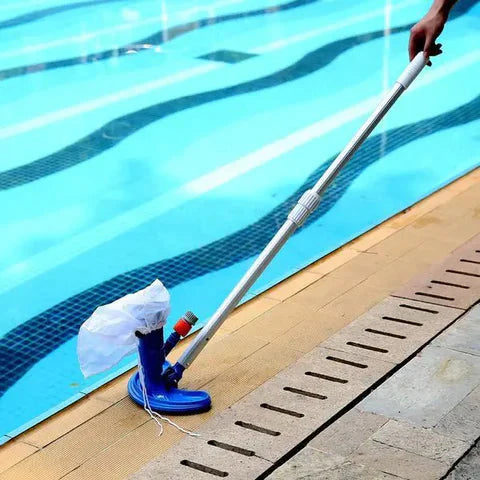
[[128, 370, 211, 414], [128, 328, 211, 414]]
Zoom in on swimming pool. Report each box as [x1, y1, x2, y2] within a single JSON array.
[[0, 0, 479, 442]]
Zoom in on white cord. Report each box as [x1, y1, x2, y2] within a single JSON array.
[[137, 360, 199, 437]]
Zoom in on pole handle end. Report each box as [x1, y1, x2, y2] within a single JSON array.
[[396, 52, 428, 89]]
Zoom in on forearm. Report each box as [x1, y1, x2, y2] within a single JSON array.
[[427, 0, 458, 19]]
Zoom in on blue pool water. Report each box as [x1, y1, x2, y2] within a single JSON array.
[[0, 0, 479, 442]]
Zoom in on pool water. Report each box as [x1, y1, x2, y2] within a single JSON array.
[[0, 0, 479, 442]]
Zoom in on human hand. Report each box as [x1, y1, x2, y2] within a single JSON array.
[[409, 10, 446, 65]]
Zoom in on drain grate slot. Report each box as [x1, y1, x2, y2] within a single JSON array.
[[365, 328, 406, 339], [431, 280, 469, 289], [283, 386, 327, 400], [399, 303, 438, 314], [260, 403, 304, 417], [415, 292, 454, 301], [207, 440, 255, 457], [460, 258, 480, 265], [446, 269, 480, 278], [180, 460, 228, 477], [326, 355, 368, 369], [346, 341, 388, 353], [305, 372, 348, 383], [382, 316, 422, 327], [234, 421, 280, 437]]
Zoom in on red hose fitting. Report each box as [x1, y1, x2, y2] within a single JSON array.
[[174, 319, 191, 336], [173, 311, 199, 337]]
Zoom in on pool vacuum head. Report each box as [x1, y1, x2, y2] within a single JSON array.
[[128, 53, 429, 415], [128, 312, 211, 413]]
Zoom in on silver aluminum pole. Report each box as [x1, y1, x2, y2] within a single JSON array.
[[177, 53, 427, 369]]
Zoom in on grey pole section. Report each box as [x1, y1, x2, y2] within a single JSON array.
[[177, 52, 427, 369]]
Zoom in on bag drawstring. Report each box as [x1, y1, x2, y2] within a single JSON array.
[[137, 359, 199, 437]]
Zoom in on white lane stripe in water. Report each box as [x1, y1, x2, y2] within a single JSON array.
[[185, 97, 378, 194], [0, 15, 168, 59], [0, 64, 221, 141], [1, 0, 420, 142], [1, 51, 477, 295], [251, 0, 420, 54], [0, 0, 248, 57]]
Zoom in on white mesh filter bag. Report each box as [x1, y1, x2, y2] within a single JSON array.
[[77, 279, 170, 377]]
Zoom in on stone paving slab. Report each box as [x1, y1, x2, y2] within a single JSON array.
[[372, 420, 470, 465], [308, 408, 388, 458], [350, 439, 450, 480], [358, 345, 480, 427], [434, 385, 480, 443], [432, 304, 480, 357], [269, 447, 399, 480]]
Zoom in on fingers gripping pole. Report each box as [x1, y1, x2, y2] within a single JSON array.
[[175, 53, 427, 372]]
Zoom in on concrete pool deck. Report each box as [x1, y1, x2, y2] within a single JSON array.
[[1, 167, 480, 480]]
